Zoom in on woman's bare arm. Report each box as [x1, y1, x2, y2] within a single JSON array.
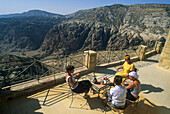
[[73, 73, 81, 80], [126, 82, 134, 89], [116, 66, 123, 72], [68, 77, 78, 88]]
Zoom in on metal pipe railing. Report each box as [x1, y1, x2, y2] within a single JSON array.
[[0, 39, 159, 88]]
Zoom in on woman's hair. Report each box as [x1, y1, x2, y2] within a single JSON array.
[[114, 75, 122, 85], [66, 65, 75, 72], [124, 55, 130, 60]]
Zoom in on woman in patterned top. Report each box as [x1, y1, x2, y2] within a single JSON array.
[[125, 71, 141, 101]]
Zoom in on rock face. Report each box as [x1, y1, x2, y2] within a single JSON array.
[[0, 4, 169, 56], [0, 10, 64, 54], [40, 4, 169, 55]]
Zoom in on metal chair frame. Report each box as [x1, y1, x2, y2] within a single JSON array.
[[68, 84, 86, 108]]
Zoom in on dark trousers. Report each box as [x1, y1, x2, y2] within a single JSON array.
[[72, 80, 92, 93], [126, 89, 137, 101]]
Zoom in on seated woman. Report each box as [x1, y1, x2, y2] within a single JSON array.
[[104, 76, 127, 109], [125, 71, 141, 101], [66, 65, 96, 98], [114, 55, 135, 83]]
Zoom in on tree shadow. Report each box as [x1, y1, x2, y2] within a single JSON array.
[[0, 96, 42, 114], [140, 84, 164, 94]]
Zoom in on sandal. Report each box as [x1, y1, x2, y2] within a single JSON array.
[[83, 95, 90, 99], [93, 90, 98, 94]]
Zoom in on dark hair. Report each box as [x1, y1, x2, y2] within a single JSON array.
[[114, 75, 122, 85], [124, 55, 130, 60], [66, 65, 75, 72]]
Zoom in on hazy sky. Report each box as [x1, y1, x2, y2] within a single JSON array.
[[0, 0, 169, 15]]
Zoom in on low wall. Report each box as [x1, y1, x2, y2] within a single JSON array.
[[0, 50, 157, 103]]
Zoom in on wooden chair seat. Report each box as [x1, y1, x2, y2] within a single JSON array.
[[105, 102, 125, 114], [104, 96, 140, 114], [126, 96, 140, 107]]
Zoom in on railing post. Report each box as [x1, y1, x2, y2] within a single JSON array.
[[139, 45, 147, 61], [154, 41, 158, 50], [65, 57, 67, 73], [108, 50, 111, 63], [84, 50, 97, 70], [156, 42, 162, 54], [41, 63, 44, 74], [30, 66, 33, 79]]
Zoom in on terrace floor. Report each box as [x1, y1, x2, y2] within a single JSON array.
[[0, 54, 170, 114]]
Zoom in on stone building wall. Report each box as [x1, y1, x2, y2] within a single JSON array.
[[159, 30, 170, 69]]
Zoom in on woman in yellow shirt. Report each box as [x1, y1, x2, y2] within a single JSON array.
[[114, 55, 135, 83]]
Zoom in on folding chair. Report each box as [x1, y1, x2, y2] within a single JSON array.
[[67, 84, 86, 108]]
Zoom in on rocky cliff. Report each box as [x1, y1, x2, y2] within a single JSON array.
[[0, 4, 169, 56], [40, 4, 170, 55], [0, 10, 65, 54]]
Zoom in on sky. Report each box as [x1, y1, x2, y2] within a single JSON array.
[[0, 0, 169, 15]]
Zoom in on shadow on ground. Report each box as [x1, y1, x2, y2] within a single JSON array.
[[144, 59, 158, 63], [104, 98, 170, 114], [124, 98, 170, 114], [0, 97, 42, 114], [94, 69, 116, 75], [86, 97, 105, 111], [68, 95, 105, 113], [140, 84, 164, 94], [42, 83, 70, 106]]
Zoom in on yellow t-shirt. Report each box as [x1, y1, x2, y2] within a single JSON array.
[[123, 61, 135, 74], [113, 62, 135, 83], [115, 61, 135, 77]]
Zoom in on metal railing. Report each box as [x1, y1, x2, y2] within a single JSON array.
[[96, 39, 159, 65], [41, 52, 85, 73], [0, 60, 53, 88], [0, 39, 160, 88], [96, 46, 141, 65], [0, 52, 86, 88]]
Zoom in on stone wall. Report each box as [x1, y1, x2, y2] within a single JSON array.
[[159, 30, 170, 69]]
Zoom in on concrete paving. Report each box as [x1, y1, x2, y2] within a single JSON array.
[[0, 54, 170, 114], [138, 61, 170, 108]]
